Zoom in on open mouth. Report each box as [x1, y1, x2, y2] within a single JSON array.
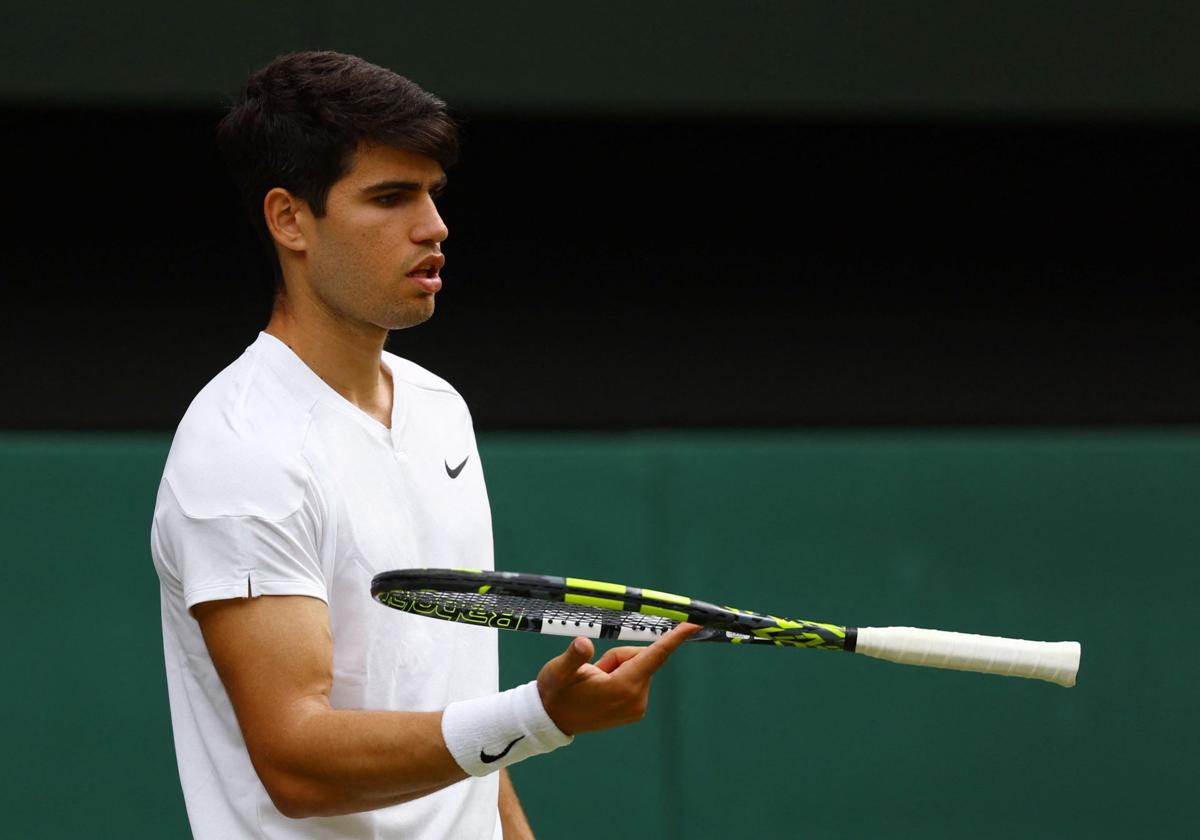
[[405, 255, 444, 293], [407, 254, 444, 280]]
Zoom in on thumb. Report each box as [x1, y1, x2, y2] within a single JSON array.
[[552, 636, 594, 676]]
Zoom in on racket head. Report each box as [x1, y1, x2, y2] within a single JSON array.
[[371, 569, 678, 642], [370, 568, 851, 649]]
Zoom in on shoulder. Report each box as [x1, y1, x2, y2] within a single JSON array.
[[163, 341, 318, 521], [385, 352, 465, 402]]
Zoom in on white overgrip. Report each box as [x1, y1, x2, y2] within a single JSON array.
[[854, 626, 1080, 687]]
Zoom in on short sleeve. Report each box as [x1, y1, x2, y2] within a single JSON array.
[[153, 477, 329, 610]]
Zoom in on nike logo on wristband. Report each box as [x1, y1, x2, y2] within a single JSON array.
[[445, 456, 470, 479], [480, 735, 525, 764]]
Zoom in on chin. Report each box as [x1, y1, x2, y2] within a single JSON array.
[[385, 299, 435, 331]]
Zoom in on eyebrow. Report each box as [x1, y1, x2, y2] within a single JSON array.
[[360, 176, 448, 195]]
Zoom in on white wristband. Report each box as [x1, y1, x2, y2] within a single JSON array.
[[441, 681, 574, 776]]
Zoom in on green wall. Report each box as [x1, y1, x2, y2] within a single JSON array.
[[6, 2, 1200, 115], [1, 431, 1195, 837]]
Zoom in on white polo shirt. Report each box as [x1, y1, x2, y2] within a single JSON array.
[[151, 332, 502, 839]]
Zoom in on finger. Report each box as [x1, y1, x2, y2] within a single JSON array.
[[617, 622, 702, 681], [594, 646, 643, 673], [551, 635, 595, 679]]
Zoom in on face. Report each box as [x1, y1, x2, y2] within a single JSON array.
[[297, 144, 449, 331]]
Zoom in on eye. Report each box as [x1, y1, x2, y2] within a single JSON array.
[[373, 193, 402, 207]]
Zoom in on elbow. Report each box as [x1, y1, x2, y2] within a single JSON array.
[[257, 766, 341, 819], [273, 798, 313, 820], [272, 793, 320, 820], [246, 725, 345, 818], [276, 800, 326, 820], [264, 777, 321, 820], [262, 773, 424, 819]]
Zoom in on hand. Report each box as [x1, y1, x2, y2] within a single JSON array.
[[536, 622, 701, 736]]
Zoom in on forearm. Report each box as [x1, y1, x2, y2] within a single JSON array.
[[498, 769, 535, 839], [251, 703, 466, 818], [199, 596, 694, 822]]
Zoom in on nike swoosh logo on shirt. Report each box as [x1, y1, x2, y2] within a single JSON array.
[[445, 456, 470, 478], [480, 735, 524, 764]]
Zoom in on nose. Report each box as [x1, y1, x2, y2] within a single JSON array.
[[412, 194, 449, 245]]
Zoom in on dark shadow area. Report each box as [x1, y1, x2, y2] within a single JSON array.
[[2, 106, 1197, 429]]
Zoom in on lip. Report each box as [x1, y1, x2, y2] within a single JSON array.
[[406, 253, 445, 293], [408, 253, 445, 275]]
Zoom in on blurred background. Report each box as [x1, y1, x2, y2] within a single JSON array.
[[2, 2, 1198, 837]]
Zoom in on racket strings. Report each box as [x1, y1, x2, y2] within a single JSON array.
[[380, 588, 676, 634]]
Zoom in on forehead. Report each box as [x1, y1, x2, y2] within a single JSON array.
[[339, 144, 445, 188]]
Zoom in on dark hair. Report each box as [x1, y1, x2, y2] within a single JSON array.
[[216, 51, 459, 286]]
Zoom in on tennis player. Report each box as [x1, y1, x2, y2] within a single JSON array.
[[150, 51, 696, 839]]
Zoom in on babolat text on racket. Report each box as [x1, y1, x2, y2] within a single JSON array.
[[370, 568, 1080, 687]]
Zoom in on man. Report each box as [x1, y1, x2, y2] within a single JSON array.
[[150, 51, 696, 839]]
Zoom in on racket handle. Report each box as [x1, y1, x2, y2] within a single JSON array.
[[854, 627, 1081, 687]]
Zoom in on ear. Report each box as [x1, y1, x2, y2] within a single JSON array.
[[262, 188, 308, 253]]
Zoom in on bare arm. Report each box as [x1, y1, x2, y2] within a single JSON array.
[[498, 769, 535, 839], [193, 594, 467, 818], [194, 593, 699, 819]]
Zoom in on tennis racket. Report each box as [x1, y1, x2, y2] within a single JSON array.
[[371, 568, 1080, 688]]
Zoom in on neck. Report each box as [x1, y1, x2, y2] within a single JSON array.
[[265, 289, 393, 426]]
